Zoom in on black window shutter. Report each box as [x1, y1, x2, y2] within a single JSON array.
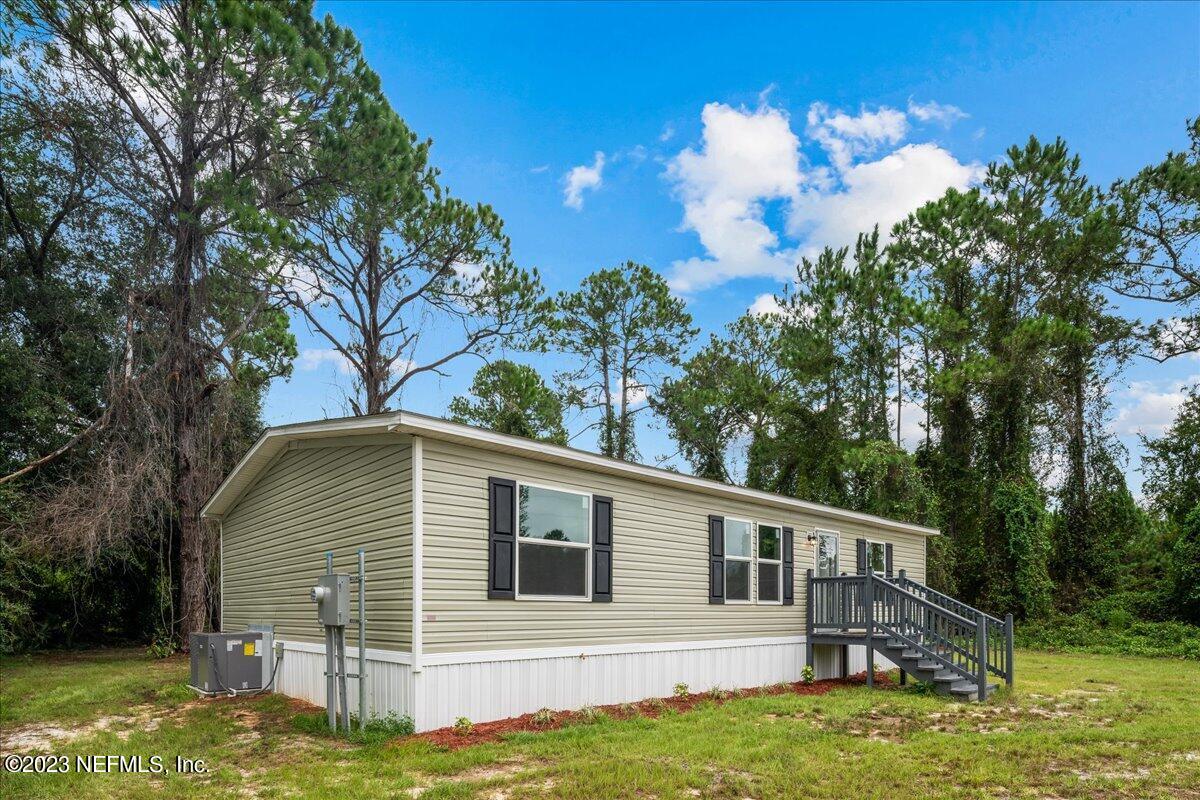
[[708, 515, 725, 604], [487, 477, 517, 599], [782, 526, 794, 605], [885, 543, 894, 577], [592, 495, 613, 603], [855, 538, 867, 575]]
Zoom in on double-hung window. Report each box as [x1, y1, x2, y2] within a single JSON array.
[[816, 530, 839, 578], [757, 524, 782, 603], [516, 483, 591, 599], [866, 540, 886, 575], [724, 518, 753, 602]]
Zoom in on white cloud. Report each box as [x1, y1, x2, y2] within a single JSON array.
[[1111, 376, 1199, 436], [907, 99, 968, 126], [748, 293, 785, 316], [807, 102, 908, 172], [662, 98, 981, 293], [788, 143, 983, 251], [665, 102, 803, 292], [562, 151, 606, 210], [617, 376, 650, 408], [298, 348, 354, 375], [530, 164, 550, 174], [659, 123, 676, 142]]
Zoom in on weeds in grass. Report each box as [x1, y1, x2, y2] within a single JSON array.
[[531, 708, 556, 727], [577, 706, 607, 724]]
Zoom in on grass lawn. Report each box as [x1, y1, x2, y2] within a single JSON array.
[[2, 648, 1198, 799]]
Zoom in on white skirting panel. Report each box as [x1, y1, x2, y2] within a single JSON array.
[[275, 641, 414, 721], [413, 636, 804, 731], [273, 636, 901, 731]]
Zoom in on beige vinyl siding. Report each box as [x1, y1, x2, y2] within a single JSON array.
[[421, 437, 929, 654], [221, 437, 412, 650]]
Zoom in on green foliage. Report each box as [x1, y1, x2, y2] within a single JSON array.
[[449, 360, 567, 444], [672, 682, 689, 698], [1142, 388, 1200, 527], [842, 440, 938, 526], [1169, 505, 1200, 624], [987, 475, 1054, 620], [557, 262, 696, 461], [453, 716, 474, 735], [291, 710, 415, 743], [531, 707, 556, 727], [801, 665, 814, 684], [1016, 614, 1200, 660]]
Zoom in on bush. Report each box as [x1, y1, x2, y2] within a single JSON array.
[[531, 708, 555, 727], [453, 716, 474, 735], [672, 682, 689, 698], [1016, 613, 1200, 660], [801, 665, 815, 684]]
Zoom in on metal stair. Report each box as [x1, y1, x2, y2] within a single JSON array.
[[806, 570, 1013, 702]]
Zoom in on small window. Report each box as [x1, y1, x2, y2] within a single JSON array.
[[867, 540, 886, 575], [724, 518, 752, 602], [816, 530, 839, 578], [758, 524, 782, 603], [517, 484, 590, 598]]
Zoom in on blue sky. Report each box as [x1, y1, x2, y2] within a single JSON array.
[[269, 1, 1200, 496]]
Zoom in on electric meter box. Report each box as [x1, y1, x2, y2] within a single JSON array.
[[189, 631, 272, 694], [312, 573, 350, 626]]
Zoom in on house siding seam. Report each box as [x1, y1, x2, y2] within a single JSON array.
[[419, 437, 927, 655], [220, 441, 413, 650]]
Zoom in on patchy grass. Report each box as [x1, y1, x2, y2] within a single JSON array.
[[2, 647, 1198, 799]]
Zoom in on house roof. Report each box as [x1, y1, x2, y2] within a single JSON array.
[[200, 410, 940, 537]]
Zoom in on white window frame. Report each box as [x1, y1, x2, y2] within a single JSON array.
[[814, 529, 840, 578], [514, 480, 592, 602], [866, 539, 887, 576], [756, 522, 784, 605], [722, 516, 754, 604]]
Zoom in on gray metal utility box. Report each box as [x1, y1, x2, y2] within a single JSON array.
[[189, 631, 272, 695]]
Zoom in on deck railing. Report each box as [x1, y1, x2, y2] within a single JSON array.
[[807, 569, 1014, 697]]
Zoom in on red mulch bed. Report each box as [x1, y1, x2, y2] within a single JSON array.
[[409, 671, 892, 750]]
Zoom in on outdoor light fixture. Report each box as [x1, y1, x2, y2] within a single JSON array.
[[806, 530, 817, 544]]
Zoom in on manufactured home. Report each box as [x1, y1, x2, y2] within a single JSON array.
[[202, 411, 1012, 731]]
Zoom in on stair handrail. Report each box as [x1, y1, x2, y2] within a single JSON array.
[[891, 572, 1004, 627], [871, 576, 984, 683], [890, 571, 1014, 687]]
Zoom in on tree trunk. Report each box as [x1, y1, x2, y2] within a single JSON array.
[[173, 61, 208, 640]]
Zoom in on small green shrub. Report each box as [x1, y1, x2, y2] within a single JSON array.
[[531, 707, 556, 727], [672, 682, 689, 698], [577, 705, 607, 724], [453, 716, 474, 735], [647, 697, 668, 711], [146, 634, 178, 659], [618, 702, 638, 716], [708, 686, 731, 701], [801, 665, 815, 684]]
